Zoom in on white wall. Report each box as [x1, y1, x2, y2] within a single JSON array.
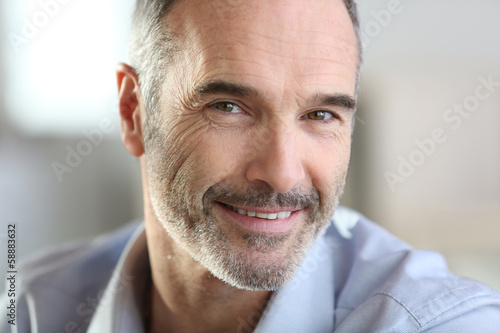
[[342, 0, 500, 291], [0, 0, 141, 294]]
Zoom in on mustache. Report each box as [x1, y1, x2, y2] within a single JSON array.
[[203, 182, 320, 210]]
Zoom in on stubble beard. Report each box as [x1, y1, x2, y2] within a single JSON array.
[[145, 126, 347, 291], [151, 174, 346, 291]]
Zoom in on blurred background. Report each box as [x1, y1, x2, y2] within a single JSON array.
[[0, 0, 499, 295]]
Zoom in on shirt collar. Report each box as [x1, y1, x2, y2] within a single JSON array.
[[87, 223, 149, 333]]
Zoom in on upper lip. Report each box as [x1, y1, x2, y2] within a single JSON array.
[[217, 201, 304, 214]]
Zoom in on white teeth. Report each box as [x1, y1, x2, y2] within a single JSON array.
[[256, 212, 267, 219], [277, 211, 288, 219], [225, 204, 292, 220]]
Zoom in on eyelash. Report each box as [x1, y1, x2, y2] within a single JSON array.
[[209, 101, 245, 115], [208, 101, 341, 123], [302, 110, 340, 122]]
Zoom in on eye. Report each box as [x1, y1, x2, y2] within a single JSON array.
[[211, 102, 244, 114], [304, 110, 336, 121]]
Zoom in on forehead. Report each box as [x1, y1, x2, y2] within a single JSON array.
[[165, 0, 358, 98]]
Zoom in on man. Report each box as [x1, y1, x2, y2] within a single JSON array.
[[3, 0, 500, 332]]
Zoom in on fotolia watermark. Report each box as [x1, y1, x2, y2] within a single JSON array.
[[384, 74, 499, 192], [7, 0, 73, 53], [51, 118, 115, 183]]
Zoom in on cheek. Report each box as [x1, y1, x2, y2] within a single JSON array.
[[306, 131, 352, 193], [145, 112, 211, 191], [197, 128, 252, 182], [151, 122, 249, 197]]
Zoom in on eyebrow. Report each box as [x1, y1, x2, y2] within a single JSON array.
[[193, 79, 356, 111], [194, 80, 259, 99], [308, 92, 357, 111]]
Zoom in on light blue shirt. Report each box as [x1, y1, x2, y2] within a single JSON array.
[[2, 206, 500, 332]]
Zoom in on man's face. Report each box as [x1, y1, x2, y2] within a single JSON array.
[[144, 0, 358, 290]]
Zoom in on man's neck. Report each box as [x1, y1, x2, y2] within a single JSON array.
[[144, 215, 272, 333]]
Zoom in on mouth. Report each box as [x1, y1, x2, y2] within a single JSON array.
[[216, 202, 303, 234], [223, 203, 293, 220]]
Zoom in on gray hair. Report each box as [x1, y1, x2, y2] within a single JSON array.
[[128, 0, 362, 119]]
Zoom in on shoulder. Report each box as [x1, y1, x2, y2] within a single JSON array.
[[1, 221, 141, 333], [17, 221, 140, 297], [327, 207, 500, 332]]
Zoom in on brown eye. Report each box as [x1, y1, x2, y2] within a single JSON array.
[[306, 111, 334, 121], [212, 102, 243, 113]]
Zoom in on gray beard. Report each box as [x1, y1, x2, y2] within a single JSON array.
[[151, 178, 345, 291]]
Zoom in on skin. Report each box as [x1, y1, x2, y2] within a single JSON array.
[[117, 0, 358, 332]]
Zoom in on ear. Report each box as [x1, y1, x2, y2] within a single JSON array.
[[116, 63, 145, 157]]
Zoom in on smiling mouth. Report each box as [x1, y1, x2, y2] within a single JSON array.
[[223, 203, 293, 220]]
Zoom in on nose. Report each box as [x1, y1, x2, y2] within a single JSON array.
[[245, 127, 306, 193]]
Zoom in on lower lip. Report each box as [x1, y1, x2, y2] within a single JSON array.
[[217, 203, 301, 233]]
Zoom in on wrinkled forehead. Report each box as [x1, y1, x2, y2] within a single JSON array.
[[165, 0, 358, 94], [168, 0, 356, 57]]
